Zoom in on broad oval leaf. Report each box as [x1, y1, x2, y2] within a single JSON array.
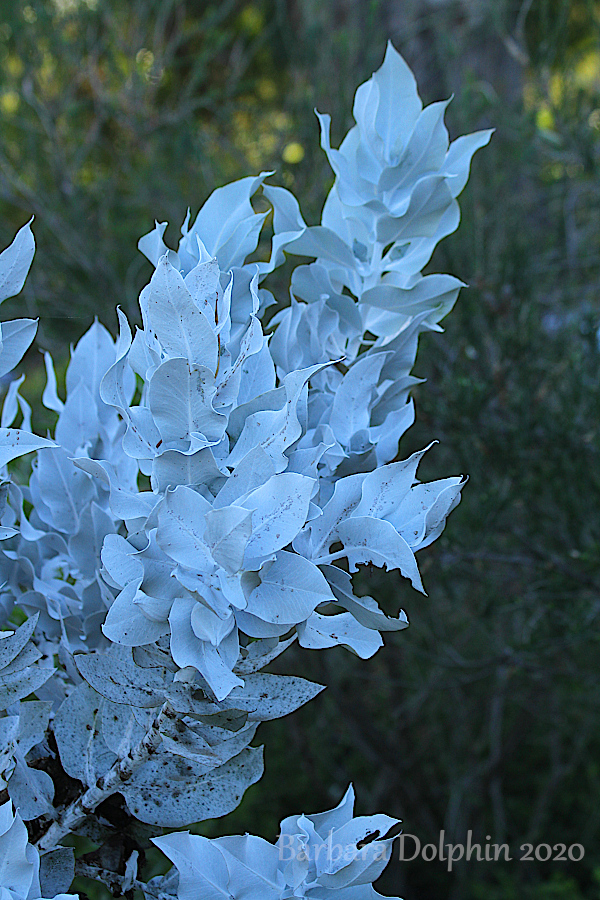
[[121, 745, 263, 827]]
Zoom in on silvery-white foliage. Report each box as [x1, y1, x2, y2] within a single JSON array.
[[259, 44, 491, 479], [45, 643, 320, 828], [0, 802, 76, 900], [151, 785, 401, 900], [0, 317, 135, 659], [50, 677, 265, 828], [0, 44, 487, 891], [89, 244, 463, 701], [0, 617, 56, 822], [93, 44, 482, 705], [0, 223, 57, 475]]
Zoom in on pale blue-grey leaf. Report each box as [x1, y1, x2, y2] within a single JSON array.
[[392, 475, 465, 550], [138, 220, 169, 266], [148, 358, 225, 443], [352, 447, 430, 520], [156, 485, 213, 570], [203, 506, 253, 574], [244, 551, 334, 625], [75, 646, 168, 708], [0, 803, 36, 898], [444, 129, 493, 197], [152, 446, 225, 494], [123, 745, 263, 827], [215, 834, 285, 900], [0, 430, 57, 468], [32, 446, 94, 534], [334, 516, 424, 591], [0, 319, 38, 379], [0, 614, 39, 670], [53, 683, 116, 787], [185, 173, 269, 267], [213, 446, 278, 509], [323, 565, 409, 633], [0, 663, 54, 707], [39, 847, 75, 898], [55, 380, 99, 451], [240, 473, 314, 559], [329, 354, 388, 446], [375, 175, 454, 244], [169, 596, 243, 700], [101, 697, 147, 756], [143, 258, 218, 369], [226, 673, 324, 721], [65, 318, 116, 400], [7, 752, 54, 820], [0, 220, 35, 303], [183, 257, 220, 313], [42, 351, 64, 414], [152, 832, 231, 900], [1, 374, 25, 428], [298, 611, 383, 658], [102, 578, 170, 647], [360, 273, 463, 316], [233, 634, 296, 675], [372, 42, 422, 160], [14, 700, 52, 755], [378, 98, 450, 194]]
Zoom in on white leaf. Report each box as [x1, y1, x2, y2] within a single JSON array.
[[0, 430, 57, 468], [122, 745, 263, 827], [240, 472, 315, 558], [204, 506, 253, 574], [156, 485, 214, 571], [148, 358, 225, 443], [298, 612, 383, 658], [335, 516, 424, 591], [53, 683, 116, 787], [152, 832, 232, 900], [0, 319, 38, 379], [226, 673, 324, 721], [244, 551, 334, 625], [0, 220, 35, 303], [372, 41, 422, 161], [144, 257, 218, 368], [75, 646, 168, 708]]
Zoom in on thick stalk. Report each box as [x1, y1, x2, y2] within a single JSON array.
[[36, 699, 177, 854], [75, 861, 172, 899]]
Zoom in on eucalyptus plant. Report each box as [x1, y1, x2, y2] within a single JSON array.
[[0, 43, 489, 899]]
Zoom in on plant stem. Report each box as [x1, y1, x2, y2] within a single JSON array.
[[36, 699, 178, 854], [75, 861, 172, 899]]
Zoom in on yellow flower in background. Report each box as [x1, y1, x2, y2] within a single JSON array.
[[240, 5, 263, 35], [536, 104, 554, 131], [257, 78, 277, 101], [282, 142, 304, 164], [0, 91, 20, 115], [6, 55, 24, 78]]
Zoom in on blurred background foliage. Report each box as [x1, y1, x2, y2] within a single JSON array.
[[2, 1, 600, 898]]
